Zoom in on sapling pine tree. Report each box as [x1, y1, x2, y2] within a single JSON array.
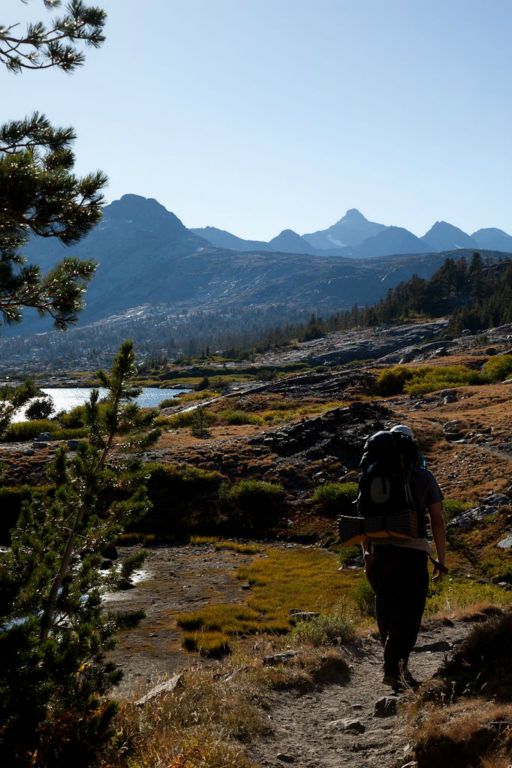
[[25, 395, 55, 420], [0, 340, 160, 768]]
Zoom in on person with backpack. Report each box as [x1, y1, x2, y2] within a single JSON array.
[[357, 424, 446, 691]]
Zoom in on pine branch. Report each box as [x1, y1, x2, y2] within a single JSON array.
[[0, 2, 106, 73]]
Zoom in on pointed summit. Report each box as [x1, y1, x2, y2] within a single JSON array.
[[422, 221, 477, 251], [268, 229, 316, 254], [340, 208, 368, 222], [303, 209, 386, 250]]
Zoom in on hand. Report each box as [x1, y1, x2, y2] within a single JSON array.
[[432, 566, 445, 583]]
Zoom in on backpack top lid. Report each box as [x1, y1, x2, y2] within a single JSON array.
[[360, 429, 419, 470], [390, 423, 415, 440]]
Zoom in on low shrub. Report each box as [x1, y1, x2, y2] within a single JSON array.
[[350, 578, 376, 617], [158, 397, 178, 409], [220, 480, 285, 531], [405, 365, 481, 396], [481, 354, 512, 383], [195, 376, 210, 391], [166, 409, 216, 430], [311, 482, 358, 517], [377, 366, 415, 396], [339, 545, 362, 566], [217, 409, 262, 426], [2, 419, 56, 442], [2, 421, 88, 443], [175, 390, 219, 403], [377, 364, 482, 397], [290, 612, 355, 646], [140, 462, 224, 535], [58, 402, 107, 428], [442, 498, 471, 521]]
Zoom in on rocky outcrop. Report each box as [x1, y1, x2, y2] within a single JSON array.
[[308, 321, 449, 366], [448, 492, 511, 530], [250, 402, 390, 464]]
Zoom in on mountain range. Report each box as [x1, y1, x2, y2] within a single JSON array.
[[3, 193, 511, 367], [193, 206, 512, 256]]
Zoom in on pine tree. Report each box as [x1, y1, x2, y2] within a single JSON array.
[[1, 2, 107, 331], [0, 341, 160, 767], [0, 2, 107, 434]]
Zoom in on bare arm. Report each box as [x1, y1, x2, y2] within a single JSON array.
[[428, 501, 446, 580]]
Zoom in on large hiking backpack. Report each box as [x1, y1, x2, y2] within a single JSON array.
[[338, 430, 425, 545]]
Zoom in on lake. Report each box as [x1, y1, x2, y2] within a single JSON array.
[[13, 387, 188, 421]]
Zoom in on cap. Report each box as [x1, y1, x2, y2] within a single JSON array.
[[390, 424, 415, 440]]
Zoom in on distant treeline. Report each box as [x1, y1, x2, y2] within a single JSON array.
[[4, 253, 511, 370], [224, 253, 512, 356]]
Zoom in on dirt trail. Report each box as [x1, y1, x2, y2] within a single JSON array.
[[249, 620, 469, 768], [106, 546, 472, 766]]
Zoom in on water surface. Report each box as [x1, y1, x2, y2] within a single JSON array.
[[13, 387, 187, 421]]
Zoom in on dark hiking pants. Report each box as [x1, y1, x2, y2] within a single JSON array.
[[370, 545, 429, 677]]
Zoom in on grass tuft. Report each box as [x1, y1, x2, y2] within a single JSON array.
[[182, 631, 231, 657], [290, 611, 356, 646]]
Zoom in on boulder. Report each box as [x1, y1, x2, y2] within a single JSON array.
[[374, 696, 398, 717], [263, 651, 298, 666], [441, 389, 458, 404], [340, 718, 366, 734], [34, 432, 52, 442], [290, 611, 320, 622], [135, 673, 183, 706]]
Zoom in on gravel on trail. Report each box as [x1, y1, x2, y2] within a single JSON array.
[[248, 619, 470, 768]]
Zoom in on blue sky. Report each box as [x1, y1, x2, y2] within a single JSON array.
[[2, 0, 512, 239]]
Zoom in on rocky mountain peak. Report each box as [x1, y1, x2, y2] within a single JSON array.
[[422, 221, 477, 250], [340, 208, 367, 222], [105, 194, 189, 234]]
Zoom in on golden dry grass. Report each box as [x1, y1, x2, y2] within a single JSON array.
[[107, 665, 268, 768], [174, 546, 361, 654], [425, 582, 512, 619], [411, 699, 512, 768], [106, 644, 350, 768]]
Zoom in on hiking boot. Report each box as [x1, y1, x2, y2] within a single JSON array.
[[400, 667, 420, 690], [382, 672, 403, 692]]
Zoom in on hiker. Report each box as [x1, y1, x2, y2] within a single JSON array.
[[360, 424, 447, 691]]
